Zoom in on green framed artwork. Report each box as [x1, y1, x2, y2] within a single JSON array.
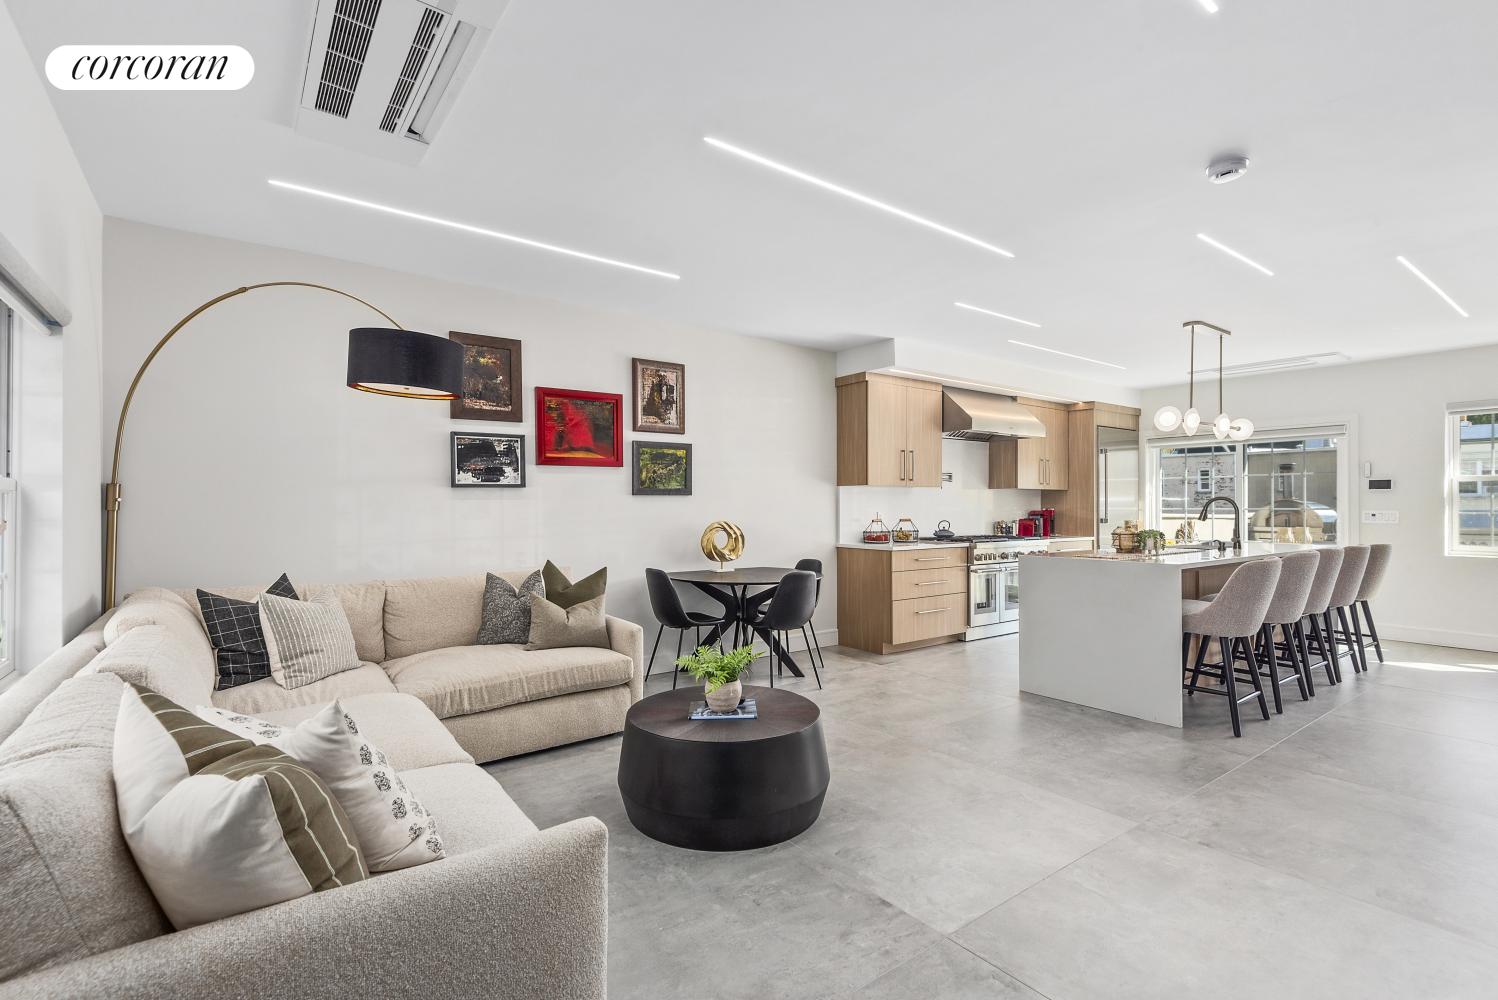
[[632, 442, 692, 496]]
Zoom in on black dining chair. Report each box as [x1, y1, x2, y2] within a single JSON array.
[[756, 570, 821, 690], [645, 568, 729, 688], [745, 559, 825, 670]]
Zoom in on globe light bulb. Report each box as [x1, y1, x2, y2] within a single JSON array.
[[1182, 407, 1201, 436], [1153, 405, 1182, 432], [1227, 417, 1255, 442], [1212, 412, 1231, 440]]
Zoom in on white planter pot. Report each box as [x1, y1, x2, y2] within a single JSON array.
[[705, 679, 742, 712]]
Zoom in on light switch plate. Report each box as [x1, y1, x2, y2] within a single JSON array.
[[1362, 510, 1399, 523]]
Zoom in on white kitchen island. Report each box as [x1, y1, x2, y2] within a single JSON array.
[[1018, 542, 1327, 727]]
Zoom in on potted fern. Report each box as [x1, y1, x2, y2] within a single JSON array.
[[676, 644, 762, 711]]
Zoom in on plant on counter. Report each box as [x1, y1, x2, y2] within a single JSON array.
[[1136, 529, 1166, 553], [676, 644, 764, 711]]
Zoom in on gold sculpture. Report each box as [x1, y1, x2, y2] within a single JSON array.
[[700, 521, 745, 572]]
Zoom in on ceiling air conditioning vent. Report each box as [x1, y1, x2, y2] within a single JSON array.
[[1192, 352, 1351, 379], [296, 0, 508, 165], [379, 6, 445, 132]]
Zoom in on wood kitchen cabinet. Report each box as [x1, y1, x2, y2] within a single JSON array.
[[988, 397, 1070, 490], [836, 372, 942, 487], [837, 544, 968, 654], [1043, 401, 1141, 539]]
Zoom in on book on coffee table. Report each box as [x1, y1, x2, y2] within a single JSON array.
[[689, 699, 758, 720]]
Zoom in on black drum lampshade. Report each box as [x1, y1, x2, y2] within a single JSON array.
[[346, 328, 463, 399]]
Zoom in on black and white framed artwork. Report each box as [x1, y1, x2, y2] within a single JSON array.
[[451, 432, 526, 487]]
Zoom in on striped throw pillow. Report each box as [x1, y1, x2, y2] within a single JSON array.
[[113, 684, 368, 930], [260, 588, 361, 689]]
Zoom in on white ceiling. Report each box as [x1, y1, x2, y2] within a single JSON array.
[[11, 0, 1498, 388]]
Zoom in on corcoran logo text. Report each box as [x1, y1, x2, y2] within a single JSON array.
[[46, 46, 254, 90]]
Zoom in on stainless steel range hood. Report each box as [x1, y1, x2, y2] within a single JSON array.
[[941, 388, 1047, 441]]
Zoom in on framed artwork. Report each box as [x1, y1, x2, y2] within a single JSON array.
[[535, 387, 624, 466], [451, 433, 525, 487], [450, 332, 522, 422], [632, 358, 685, 434], [632, 442, 692, 495]]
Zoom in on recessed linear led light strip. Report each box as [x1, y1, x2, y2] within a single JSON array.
[[1196, 233, 1273, 276], [704, 137, 1014, 258], [267, 180, 680, 280], [954, 302, 1040, 327], [1008, 339, 1126, 370], [885, 368, 1079, 405], [1395, 256, 1468, 317]]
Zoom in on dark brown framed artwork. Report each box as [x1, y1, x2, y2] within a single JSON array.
[[450, 332, 522, 422], [631, 358, 685, 434]]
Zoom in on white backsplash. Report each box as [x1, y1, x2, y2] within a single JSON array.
[[838, 438, 1044, 543]]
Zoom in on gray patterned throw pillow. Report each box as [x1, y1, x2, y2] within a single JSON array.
[[477, 571, 545, 645]]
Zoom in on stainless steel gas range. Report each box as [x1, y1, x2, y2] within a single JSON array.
[[924, 535, 1052, 640]]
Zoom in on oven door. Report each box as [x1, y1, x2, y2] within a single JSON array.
[[969, 565, 1003, 627], [997, 563, 1019, 622]]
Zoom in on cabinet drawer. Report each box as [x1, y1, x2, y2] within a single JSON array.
[[892, 595, 968, 645], [892, 547, 968, 572], [891, 567, 968, 601]]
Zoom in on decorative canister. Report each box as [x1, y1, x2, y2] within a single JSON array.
[[704, 679, 742, 713], [892, 518, 920, 545], [1111, 520, 1140, 553], [863, 514, 891, 545]]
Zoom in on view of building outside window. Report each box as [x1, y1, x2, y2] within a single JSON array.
[[1159, 444, 1237, 543], [1244, 438, 1339, 542], [1455, 411, 1498, 551]]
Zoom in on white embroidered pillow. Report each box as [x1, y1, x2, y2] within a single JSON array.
[[199, 701, 445, 871]]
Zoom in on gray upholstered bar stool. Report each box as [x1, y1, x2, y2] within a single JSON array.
[[1252, 551, 1320, 713], [1352, 543, 1392, 664], [1326, 545, 1372, 677], [1182, 558, 1282, 737], [1298, 547, 1344, 687]]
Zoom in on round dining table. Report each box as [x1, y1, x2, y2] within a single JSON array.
[[666, 567, 821, 679]]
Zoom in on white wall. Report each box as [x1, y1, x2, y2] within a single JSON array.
[[1142, 344, 1498, 651], [103, 219, 838, 641], [838, 438, 1041, 543], [0, 0, 104, 668]]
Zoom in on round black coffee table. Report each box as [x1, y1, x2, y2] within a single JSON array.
[[617, 684, 830, 852]]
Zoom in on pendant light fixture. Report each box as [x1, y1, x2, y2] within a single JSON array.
[[1153, 320, 1254, 442]]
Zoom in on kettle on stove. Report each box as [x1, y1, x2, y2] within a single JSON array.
[[932, 520, 956, 540]]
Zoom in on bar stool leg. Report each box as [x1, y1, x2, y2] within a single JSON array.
[[1220, 637, 1242, 737], [1336, 607, 1363, 674], [1294, 620, 1317, 696], [1360, 600, 1384, 663], [1186, 634, 1211, 695], [1259, 624, 1284, 714], [1323, 610, 1344, 683], [1350, 604, 1371, 672], [1283, 624, 1310, 701], [1241, 636, 1271, 720], [1309, 614, 1337, 686]]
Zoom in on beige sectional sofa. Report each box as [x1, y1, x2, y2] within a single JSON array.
[[0, 570, 643, 999]]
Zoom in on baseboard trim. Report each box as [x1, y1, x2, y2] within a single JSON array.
[[1378, 624, 1498, 654]]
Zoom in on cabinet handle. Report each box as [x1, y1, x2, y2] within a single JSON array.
[[914, 556, 948, 561], [913, 580, 950, 586], [899, 449, 906, 481], [910, 450, 916, 482], [915, 607, 952, 614]]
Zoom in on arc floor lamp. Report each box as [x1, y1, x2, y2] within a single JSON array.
[[104, 281, 463, 608]]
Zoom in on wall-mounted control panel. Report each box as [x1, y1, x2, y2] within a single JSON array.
[[1367, 479, 1393, 490], [1362, 510, 1400, 523]]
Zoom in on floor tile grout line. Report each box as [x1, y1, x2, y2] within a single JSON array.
[[1320, 701, 1498, 748], [941, 936, 1062, 1000], [835, 940, 942, 999]]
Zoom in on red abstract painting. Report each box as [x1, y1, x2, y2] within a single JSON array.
[[535, 387, 624, 466]]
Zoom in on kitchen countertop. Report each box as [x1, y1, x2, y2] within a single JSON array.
[[837, 535, 1095, 550], [1049, 540, 1331, 567]]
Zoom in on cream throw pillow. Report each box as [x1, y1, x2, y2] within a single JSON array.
[[260, 588, 361, 689], [199, 701, 446, 871], [524, 593, 610, 650], [113, 684, 368, 930]]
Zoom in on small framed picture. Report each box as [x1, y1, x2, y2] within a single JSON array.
[[450, 332, 522, 422], [536, 387, 624, 467], [632, 441, 692, 496], [451, 432, 525, 487], [632, 358, 685, 434]]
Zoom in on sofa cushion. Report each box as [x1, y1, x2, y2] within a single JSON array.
[[382, 644, 634, 720], [196, 573, 301, 688], [261, 589, 361, 688], [209, 662, 396, 715], [382, 569, 568, 660], [174, 580, 387, 665], [525, 593, 609, 651], [397, 763, 538, 855], [103, 588, 216, 687], [252, 693, 474, 771], [543, 561, 607, 610], [478, 570, 545, 645], [0, 620, 110, 748], [83, 623, 215, 711], [0, 674, 171, 983]]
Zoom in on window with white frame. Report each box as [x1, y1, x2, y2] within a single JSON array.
[[0, 304, 14, 682], [1449, 408, 1498, 556]]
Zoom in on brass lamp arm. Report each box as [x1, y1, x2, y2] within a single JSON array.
[[104, 282, 402, 608]]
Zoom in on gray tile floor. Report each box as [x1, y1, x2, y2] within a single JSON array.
[[485, 635, 1498, 998]]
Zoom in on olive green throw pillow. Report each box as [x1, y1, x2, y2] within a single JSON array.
[[542, 560, 607, 609], [524, 594, 610, 651]]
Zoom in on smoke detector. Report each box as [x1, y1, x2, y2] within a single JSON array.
[[1206, 155, 1250, 184]]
